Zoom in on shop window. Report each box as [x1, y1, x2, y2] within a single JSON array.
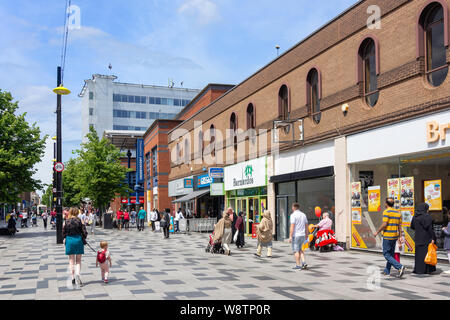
[[418, 2, 449, 87], [230, 112, 238, 151], [358, 37, 379, 107], [306, 68, 321, 124], [278, 85, 289, 120], [210, 124, 215, 158]]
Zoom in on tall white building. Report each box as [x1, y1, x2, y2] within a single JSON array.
[[78, 74, 200, 141]]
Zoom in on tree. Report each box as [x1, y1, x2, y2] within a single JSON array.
[[0, 90, 47, 204], [75, 127, 130, 212], [41, 184, 53, 208], [62, 158, 83, 207]]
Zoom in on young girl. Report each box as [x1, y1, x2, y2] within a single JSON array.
[[394, 236, 404, 263], [96, 241, 112, 283]]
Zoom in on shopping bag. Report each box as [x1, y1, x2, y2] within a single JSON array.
[[424, 243, 438, 266], [233, 231, 239, 243]]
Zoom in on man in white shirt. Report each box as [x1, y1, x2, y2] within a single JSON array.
[[174, 209, 184, 232], [150, 209, 158, 232], [289, 203, 309, 270]]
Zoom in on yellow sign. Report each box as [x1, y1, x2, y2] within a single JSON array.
[[403, 226, 415, 254], [424, 180, 442, 210], [368, 186, 381, 212], [351, 224, 367, 249], [351, 182, 362, 224], [387, 178, 401, 209], [400, 177, 414, 227]]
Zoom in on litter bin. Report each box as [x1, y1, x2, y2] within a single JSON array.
[[103, 213, 113, 229]]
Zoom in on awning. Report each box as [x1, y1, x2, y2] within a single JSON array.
[[172, 189, 210, 203]]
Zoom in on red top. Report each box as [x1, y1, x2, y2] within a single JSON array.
[[123, 211, 130, 220], [117, 211, 123, 219], [51, 211, 57, 217]]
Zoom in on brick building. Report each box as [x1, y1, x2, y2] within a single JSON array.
[[168, 0, 450, 257]]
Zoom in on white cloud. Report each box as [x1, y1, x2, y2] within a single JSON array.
[[178, 0, 220, 25]]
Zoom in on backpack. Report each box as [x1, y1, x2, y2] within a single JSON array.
[[97, 250, 107, 264]]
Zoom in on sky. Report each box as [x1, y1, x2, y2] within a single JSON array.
[[0, 0, 358, 194]]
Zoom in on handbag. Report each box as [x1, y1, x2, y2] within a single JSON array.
[[424, 243, 438, 266], [233, 231, 239, 243]]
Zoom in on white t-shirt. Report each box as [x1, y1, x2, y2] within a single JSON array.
[[290, 210, 308, 237], [175, 211, 184, 221], [150, 211, 157, 221]]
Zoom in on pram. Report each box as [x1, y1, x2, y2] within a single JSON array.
[[205, 231, 225, 254]]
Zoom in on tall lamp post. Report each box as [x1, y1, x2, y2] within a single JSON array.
[[52, 66, 71, 244]]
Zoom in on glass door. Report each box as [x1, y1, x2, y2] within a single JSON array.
[[236, 198, 248, 235], [277, 197, 289, 240]]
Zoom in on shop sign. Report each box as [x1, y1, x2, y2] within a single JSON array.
[[169, 176, 193, 197], [351, 182, 362, 225], [136, 139, 144, 183], [197, 174, 213, 188], [368, 186, 380, 212], [184, 178, 193, 188], [426, 121, 450, 142], [224, 157, 267, 191], [208, 167, 224, 179], [424, 180, 442, 210], [210, 183, 224, 196], [400, 177, 415, 227]]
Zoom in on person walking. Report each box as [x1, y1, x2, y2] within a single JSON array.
[[229, 208, 237, 244], [161, 209, 171, 238], [235, 212, 245, 248], [96, 241, 112, 283], [130, 208, 137, 228], [137, 207, 147, 231], [116, 209, 123, 230], [50, 208, 57, 229], [411, 203, 437, 274], [213, 211, 233, 255], [87, 211, 95, 235], [63, 207, 88, 287], [289, 203, 309, 270], [123, 210, 130, 231], [7, 213, 18, 235], [150, 209, 158, 232], [42, 210, 48, 230], [175, 208, 184, 233], [373, 198, 406, 278], [21, 210, 28, 228], [255, 210, 273, 258], [442, 209, 450, 274]]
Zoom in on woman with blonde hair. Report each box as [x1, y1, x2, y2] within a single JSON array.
[[63, 207, 88, 286], [213, 211, 232, 255]]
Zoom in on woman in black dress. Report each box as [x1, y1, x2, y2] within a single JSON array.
[[411, 203, 437, 274]]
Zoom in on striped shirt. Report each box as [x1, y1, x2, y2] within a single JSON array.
[[382, 209, 402, 240]]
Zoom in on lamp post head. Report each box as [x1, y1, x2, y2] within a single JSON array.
[[53, 85, 71, 95]]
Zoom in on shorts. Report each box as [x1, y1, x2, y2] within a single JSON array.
[[292, 236, 305, 253]]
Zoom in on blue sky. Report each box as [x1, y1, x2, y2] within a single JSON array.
[[0, 0, 358, 191]]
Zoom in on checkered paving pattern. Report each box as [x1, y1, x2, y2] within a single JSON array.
[[0, 220, 449, 300]]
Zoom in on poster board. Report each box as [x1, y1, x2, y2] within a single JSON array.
[[351, 182, 362, 225], [400, 177, 415, 227], [368, 186, 381, 212], [387, 178, 401, 210], [424, 179, 442, 211]]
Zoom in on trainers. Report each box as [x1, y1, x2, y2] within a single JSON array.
[[301, 264, 308, 270], [254, 253, 261, 258], [292, 265, 302, 270], [72, 279, 76, 285], [382, 271, 390, 276], [398, 266, 406, 278], [104, 279, 108, 284], [76, 276, 83, 287]]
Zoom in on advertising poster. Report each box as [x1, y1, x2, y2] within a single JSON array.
[[424, 180, 442, 211], [400, 177, 415, 227], [368, 186, 381, 212], [387, 178, 401, 210], [351, 182, 362, 225]]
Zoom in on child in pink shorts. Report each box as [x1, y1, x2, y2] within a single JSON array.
[[96, 241, 112, 283]]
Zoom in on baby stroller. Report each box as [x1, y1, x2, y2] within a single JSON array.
[[205, 231, 225, 254]]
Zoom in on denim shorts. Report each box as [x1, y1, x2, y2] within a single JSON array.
[[292, 236, 305, 253]]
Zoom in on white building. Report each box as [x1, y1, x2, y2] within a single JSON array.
[[78, 74, 200, 141]]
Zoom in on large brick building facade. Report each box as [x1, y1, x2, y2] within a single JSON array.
[[168, 0, 450, 255]]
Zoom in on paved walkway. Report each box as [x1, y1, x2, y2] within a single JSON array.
[[0, 220, 449, 300]]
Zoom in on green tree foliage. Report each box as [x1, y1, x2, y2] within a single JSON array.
[[62, 158, 83, 207], [0, 90, 47, 204], [74, 127, 130, 211], [41, 184, 53, 208]]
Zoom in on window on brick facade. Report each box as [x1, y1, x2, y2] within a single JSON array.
[[184, 138, 190, 163], [246, 104, 255, 130], [230, 112, 238, 151], [307, 68, 321, 124], [197, 130, 203, 159], [359, 38, 379, 107], [210, 124, 215, 158], [278, 85, 289, 120], [421, 3, 448, 87]]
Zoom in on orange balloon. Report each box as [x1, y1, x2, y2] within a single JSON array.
[[315, 206, 322, 218]]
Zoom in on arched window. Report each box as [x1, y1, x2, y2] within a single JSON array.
[[307, 68, 321, 124], [230, 112, 238, 150], [419, 2, 449, 87], [197, 130, 203, 158], [359, 38, 379, 107], [246, 104, 256, 130], [184, 138, 190, 163], [278, 85, 289, 119], [209, 124, 215, 158], [176, 143, 181, 165]]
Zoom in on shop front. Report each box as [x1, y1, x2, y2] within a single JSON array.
[[271, 141, 336, 241], [224, 157, 268, 237], [169, 176, 194, 215], [347, 109, 450, 258], [192, 173, 224, 219]]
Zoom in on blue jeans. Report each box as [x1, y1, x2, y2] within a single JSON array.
[[382, 238, 403, 274]]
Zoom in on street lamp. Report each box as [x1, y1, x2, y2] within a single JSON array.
[[52, 66, 70, 244]]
